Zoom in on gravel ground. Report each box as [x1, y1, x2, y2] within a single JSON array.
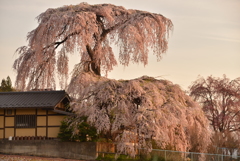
[[0, 154, 89, 161]]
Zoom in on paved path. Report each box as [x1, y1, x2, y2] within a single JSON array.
[[0, 154, 90, 161]]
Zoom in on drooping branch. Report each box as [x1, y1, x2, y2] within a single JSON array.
[[69, 76, 211, 156], [14, 2, 173, 90]]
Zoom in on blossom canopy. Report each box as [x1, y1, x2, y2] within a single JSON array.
[[14, 2, 173, 90]]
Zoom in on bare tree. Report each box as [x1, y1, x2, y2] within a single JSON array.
[[208, 131, 240, 156], [13, 2, 173, 90], [189, 75, 240, 133], [70, 75, 211, 156]]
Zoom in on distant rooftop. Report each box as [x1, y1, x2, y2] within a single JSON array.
[[0, 90, 70, 109]]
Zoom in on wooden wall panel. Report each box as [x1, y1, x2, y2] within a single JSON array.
[[37, 127, 46, 136], [1, 108, 65, 138], [56, 102, 65, 109], [48, 116, 64, 126], [5, 117, 14, 127], [16, 109, 36, 115], [5, 128, 14, 138], [0, 109, 4, 114], [37, 109, 46, 115], [48, 127, 60, 138], [37, 116, 46, 126], [0, 116, 4, 128], [16, 128, 35, 136], [0, 129, 3, 139]]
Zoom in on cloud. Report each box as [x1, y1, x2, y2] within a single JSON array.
[[200, 35, 240, 43]]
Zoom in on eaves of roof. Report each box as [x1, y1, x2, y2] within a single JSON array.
[[0, 90, 70, 109]]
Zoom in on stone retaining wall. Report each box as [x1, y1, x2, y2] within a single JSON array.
[[0, 140, 97, 160]]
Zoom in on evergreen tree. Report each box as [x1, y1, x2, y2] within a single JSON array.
[[0, 76, 14, 92]]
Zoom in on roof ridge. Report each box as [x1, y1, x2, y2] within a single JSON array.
[[0, 90, 65, 95]]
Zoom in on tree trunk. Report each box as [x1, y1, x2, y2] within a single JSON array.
[[86, 45, 101, 76], [90, 61, 101, 76]]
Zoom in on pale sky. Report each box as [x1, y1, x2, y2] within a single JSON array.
[[0, 0, 239, 90]]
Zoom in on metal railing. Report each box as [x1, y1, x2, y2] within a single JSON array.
[[149, 149, 240, 161], [96, 142, 239, 161]]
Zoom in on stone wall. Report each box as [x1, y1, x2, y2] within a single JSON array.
[[0, 140, 97, 160]]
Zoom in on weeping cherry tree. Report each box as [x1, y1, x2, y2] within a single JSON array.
[[14, 2, 173, 90], [70, 75, 211, 156], [13, 2, 211, 157]]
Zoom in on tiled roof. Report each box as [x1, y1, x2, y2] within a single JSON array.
[[0, 90, 70, 108]]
